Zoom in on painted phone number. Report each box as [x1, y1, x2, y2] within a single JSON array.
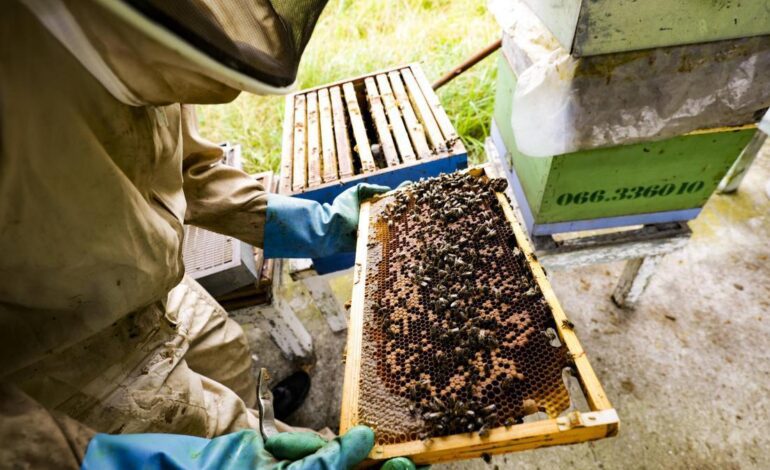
[[556, 181, 706, 206]]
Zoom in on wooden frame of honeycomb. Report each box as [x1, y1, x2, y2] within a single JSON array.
[[340, 167, 619, 465]]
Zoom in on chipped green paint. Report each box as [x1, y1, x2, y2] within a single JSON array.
[[522, 0, 770, 57], [493, 56, 756, 223]]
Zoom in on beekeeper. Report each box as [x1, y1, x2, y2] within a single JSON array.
[[0, 0, 401, 468]]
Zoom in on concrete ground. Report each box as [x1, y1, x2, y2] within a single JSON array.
[[233, 147, 770, 469]]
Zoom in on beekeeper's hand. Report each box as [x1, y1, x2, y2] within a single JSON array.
[[81, 425, 375, 470], [263, 183, 389, 258]]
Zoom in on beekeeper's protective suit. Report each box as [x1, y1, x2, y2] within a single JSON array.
[[0, 0, 387, 467]]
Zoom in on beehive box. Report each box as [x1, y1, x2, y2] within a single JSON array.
[[340, 168, 618, 465], [519, 0, 770, 57], [279, 63, 467, 205], [493, 55, 758, 235]]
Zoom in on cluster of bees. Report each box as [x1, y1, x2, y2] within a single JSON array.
[[362, 172, 572, 443]]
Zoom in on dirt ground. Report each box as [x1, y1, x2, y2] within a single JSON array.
[[232, 147, 770, 469]]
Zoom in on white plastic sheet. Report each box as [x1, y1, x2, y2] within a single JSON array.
[[760, 110, 770, 136], [489, 0, 770, 157]]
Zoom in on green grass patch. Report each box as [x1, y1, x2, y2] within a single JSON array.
[[197, 0, 498, 174]]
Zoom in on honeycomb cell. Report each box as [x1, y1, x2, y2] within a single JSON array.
[[358, 172, 572, 445]]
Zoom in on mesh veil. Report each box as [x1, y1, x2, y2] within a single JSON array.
[[125, 0, 329, 88]]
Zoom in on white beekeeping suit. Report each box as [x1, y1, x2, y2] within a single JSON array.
[[0, 0, 328, 466]]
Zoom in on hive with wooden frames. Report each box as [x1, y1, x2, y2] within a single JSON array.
[[278, 64, 467, 200], [340, 168, 619, 465]]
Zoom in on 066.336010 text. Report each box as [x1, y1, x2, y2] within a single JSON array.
[[555, 181, 705, 206]]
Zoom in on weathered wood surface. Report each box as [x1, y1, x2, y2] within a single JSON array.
[[306, 92, 322, 187], [533, 223, 691, 271], [279, 95, 294, 194], [410, 65, 458, 142], [318, 88, 339, 183], [376, 73, 415, 162], [389, 70, 431, 159], [330, 86, 354, 178], [343, 82, 377, 173], [292, 94, 307, 192], [611, 256, 661, 309], [303, 273, 349, 332], [259, 259, 315, 363], [401, 67, 445, 151], [364, 77, 399, 167]]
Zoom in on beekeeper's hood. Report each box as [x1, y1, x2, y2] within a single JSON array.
[[20, 0, 328, 105]]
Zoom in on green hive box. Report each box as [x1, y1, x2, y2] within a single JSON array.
[[522, 0, 770, 57], [493, 56, 757, 235]]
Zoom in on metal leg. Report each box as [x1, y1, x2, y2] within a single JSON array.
[[718, 132, 767, 194], [612, 256, 661, 309], [302, 273, 349, 332], [259, 259, 315, 364]]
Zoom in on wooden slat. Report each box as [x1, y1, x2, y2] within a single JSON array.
[[388, 71, 431, 159], [291, 94, 307, 192], [367, 410, 617, 463], [339, 201, 370, 432], [376, 74, 415, 162], [364, 77, 400, 167], [283, 62, 415, 95], [330, 86, 354, 178], [410, 65, 459, 142], [305, 92, 322, 187], [343, 82, 377, 173], [279, 95, 294, 194], [401, 68, 445, 151], [317, 88, 339, 182]]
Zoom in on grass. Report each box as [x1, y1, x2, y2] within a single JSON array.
[[197, 0, 499, 174]]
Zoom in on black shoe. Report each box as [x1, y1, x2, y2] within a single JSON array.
[[271, 371, 311, 420]]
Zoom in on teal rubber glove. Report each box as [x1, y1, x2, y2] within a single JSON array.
[[382, 456, 430, 470], [263, 183, 390, 259], [81, 426, 374, 470]]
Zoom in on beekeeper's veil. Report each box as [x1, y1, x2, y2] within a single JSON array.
[[20, 0, 329, 105]]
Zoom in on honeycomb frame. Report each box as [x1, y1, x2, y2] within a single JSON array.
[[340, 167, 619, 465]]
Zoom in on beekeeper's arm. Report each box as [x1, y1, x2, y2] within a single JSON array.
[[181, 105, 388, 259]]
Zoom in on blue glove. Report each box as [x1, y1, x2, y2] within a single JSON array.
[[81, 426, 374, 470], [382, 456, 430, 470], [263, 183, 390, 259]]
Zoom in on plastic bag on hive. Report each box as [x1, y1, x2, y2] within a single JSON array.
[[488, 0, 770, 157]]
